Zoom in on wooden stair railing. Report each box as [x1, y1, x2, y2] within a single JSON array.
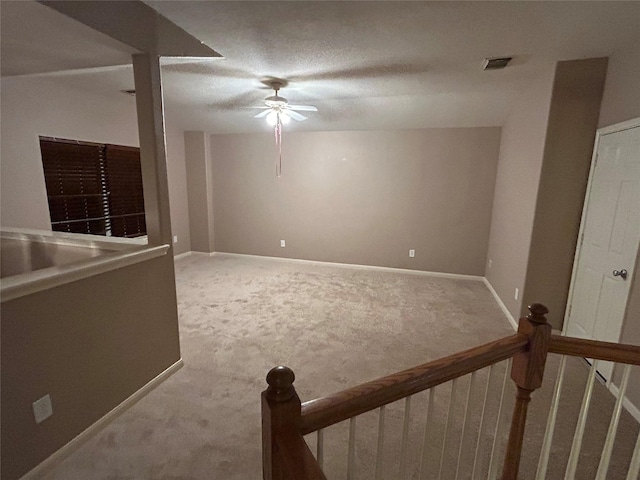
[[261, 304, 640, 480]]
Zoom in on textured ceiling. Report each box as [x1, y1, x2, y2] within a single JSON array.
[[2, 1, 640, 134]]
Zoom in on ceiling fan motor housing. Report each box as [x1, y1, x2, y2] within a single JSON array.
[[265, 95, 288, 107]]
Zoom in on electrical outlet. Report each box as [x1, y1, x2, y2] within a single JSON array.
[[280, 240, 285, 248], [173, 235, 178, 244], [33, 394, 53, 424], [514, 288, 519, 300], [409, 249, 415, 258], [488, 259, 492, 268]]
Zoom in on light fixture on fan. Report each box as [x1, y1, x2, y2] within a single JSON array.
[[251, 81, 317, 123], [249, 81, 318, 177], [266, 110, 291, 126]]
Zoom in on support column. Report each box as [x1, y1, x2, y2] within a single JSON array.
[[132, 53, 173, 247]]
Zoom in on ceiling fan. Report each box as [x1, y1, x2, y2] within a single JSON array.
[[250, 81, 318, 125]]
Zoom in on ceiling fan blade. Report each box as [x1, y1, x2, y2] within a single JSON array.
[[253, 110, 272, 119], [287, 105, 318, 112], [286, 110, 307, 121], [247, 106, 269, 109]]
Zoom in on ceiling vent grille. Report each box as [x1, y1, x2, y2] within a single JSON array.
[[482, 57, 512, 70]]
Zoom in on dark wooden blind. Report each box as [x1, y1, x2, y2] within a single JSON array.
[[39, 138, 146, 238], [40, 139, 109, 235], [105, 145, 146, 238]]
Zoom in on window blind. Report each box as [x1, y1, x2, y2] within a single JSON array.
[[105, 145, 146, 238], [39, 138, 146, 238], [40, 139, 109, 235]]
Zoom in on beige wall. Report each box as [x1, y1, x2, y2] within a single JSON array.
[[184, 131, 215, 253], [0, 74, 187, 254], [0, 75, 139, 230], [165, 123, 191, 255], [1, 255, 181, 479], [1, 70, 183, 478], [211, 128, 501, 275], [598, 40, 640, 128], [521, 58, 608, 329], [485, 69, 556, 321]]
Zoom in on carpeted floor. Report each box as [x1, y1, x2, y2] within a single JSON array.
[[39, 254, 638, 479]]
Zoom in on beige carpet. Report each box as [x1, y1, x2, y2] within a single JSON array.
[[39, 254, 638, 479]]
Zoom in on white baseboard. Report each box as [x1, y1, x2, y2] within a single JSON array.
[[190, 251, 217, 258], [174, 251, 217, 260], [21, 359, 184, 480], [483, 278, 518, 331], [173, 251, 193, 260], [608, 381, 640, 424], [211, 251, 485, 281]]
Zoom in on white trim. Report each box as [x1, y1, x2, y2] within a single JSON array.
[[213, 251, 485, 281], [483, 278, 518, 331], [173, 251, 193, 261], [597, 117, 640, 136], [608, 381, 640, 424], [190, 251, 217, 258], [562, 124, 600, 333], [1, 244, 170, 303], [20, 359, 184, 480]]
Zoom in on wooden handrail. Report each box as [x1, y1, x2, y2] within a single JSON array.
[[300, 333, 528, 435], [262, 304, 640, 480], [549, 335, 640, 365]]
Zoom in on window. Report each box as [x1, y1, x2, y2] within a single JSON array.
[[40, 137, 146, 238]]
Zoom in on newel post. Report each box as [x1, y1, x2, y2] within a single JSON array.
[[501, 303, 552, 480], [262, 366, 301, 480]]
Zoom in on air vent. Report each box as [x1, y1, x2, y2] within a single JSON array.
[[482, 57, 512, 70]]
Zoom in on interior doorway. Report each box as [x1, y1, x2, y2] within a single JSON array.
[[564, 118, 640, 383]]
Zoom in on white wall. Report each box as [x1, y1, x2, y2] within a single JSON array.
[[0, 74, 139, 230]]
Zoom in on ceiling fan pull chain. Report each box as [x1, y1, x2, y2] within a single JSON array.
[[275, 120, 282, 178]]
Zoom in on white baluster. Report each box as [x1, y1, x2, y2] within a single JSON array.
[[399, 396, 412, 479], [439, 378, 459, 480], [626, 428, 640, 480], [455, 371, 477, 479], [471, 365, 493, 480], [564, 360, 599, 480], [347, 416, 356, 480], [536, 355, 568, 480], [419, 388, 436, 480], [487, 359, 512, 480], [375, 406, 386, 480], [596, 364, 632, 479], [317, 428, 324, 470]]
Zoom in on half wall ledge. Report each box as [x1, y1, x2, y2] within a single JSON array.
[[1, 229, 169, 302]]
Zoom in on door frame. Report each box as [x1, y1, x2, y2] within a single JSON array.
[[563, 116, 640, 393]]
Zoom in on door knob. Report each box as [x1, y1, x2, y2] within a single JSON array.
[[613, 269, 628, 280]]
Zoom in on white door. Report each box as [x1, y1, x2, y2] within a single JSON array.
[[566, 121, 640, 382]]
